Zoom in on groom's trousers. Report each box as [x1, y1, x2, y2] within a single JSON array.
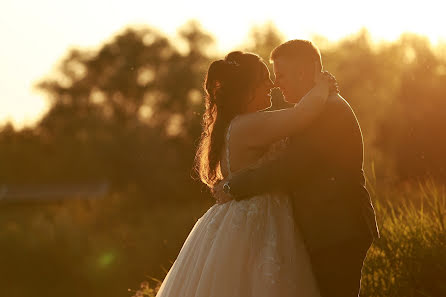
[[310, 233, 373, 297], [292, 184, 376, 297]]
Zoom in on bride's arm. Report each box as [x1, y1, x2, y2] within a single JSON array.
[[231, 72, 330, 150], [213, 71, 339, 203]]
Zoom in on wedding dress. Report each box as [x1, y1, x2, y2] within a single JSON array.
[[155, 119, 321, 297]]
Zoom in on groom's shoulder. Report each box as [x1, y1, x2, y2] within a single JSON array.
[[322, 93, 362, 131], [327, 93, 348, 107], [326, 93, 356, 116]]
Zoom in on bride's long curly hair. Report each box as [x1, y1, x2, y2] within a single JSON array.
[[195, 51, 269, 188]]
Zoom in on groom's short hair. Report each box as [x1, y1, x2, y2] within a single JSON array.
[[270, 40, 322, 71]]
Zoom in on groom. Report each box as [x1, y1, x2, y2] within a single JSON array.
[[215, 40, 380, 297]]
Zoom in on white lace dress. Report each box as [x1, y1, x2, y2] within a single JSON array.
[[155, 120, 321, 297]]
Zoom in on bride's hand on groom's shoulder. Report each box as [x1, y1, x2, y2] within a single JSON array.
[[313, 61, 339, 95], [322, 71, 339, 95], [212, 180, 234, 205]]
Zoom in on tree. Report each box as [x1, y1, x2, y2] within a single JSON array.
[[4, 22, 217, 197]]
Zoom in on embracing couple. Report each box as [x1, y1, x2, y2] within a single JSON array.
[[155, 40, 380, 297]]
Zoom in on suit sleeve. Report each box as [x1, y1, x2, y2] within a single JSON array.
[[228, 142, 302, 199]]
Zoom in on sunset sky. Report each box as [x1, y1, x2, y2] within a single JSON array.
[[1, 0, 445, 128]]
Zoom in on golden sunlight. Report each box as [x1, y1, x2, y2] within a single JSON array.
[[1, 0, 445, 128]]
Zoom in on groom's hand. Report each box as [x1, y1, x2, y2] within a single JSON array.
[[212, 179, 234, 204]]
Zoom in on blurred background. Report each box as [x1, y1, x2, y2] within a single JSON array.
[[1, 1, 445, 297]]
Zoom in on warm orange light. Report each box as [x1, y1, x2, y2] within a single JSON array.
[[1, 0, 445, 128]]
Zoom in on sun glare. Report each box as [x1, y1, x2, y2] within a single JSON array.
[[1, 0, 445, 128]]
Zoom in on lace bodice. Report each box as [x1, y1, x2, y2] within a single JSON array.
[[223, 117, 289, 179]]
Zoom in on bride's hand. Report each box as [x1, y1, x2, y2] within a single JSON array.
[[313, 61, 339, 95], [312, 62, 330, 98]]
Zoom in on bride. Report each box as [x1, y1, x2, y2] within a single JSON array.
[[155, 51, 333, 297]]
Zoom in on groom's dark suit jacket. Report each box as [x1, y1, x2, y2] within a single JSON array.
[[229, 94, 380, 251]]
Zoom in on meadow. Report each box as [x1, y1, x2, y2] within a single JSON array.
[[131, 179, 446, 297], [1, 21, 445, 296], [1, 179, 444, 297]]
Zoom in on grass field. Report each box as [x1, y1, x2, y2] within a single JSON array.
[[1, 180, 444, 297]]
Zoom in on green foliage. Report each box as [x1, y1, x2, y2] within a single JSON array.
[[2, 22, 446, 193], [2, 23, 446, 192], [0, 192, 213, 297], [1, 20, 446, 297], [362, 180, 446, 297], [320, 30, 446, 181], [0, 21, 217, 199], [129, 281, 159, 297], [130, 180, 446, 297], [0, 181, 444, 297]]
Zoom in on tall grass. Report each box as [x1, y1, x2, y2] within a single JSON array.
[[1, 180, 444, 297], [131, 179, 446, 297], [362, 179, 446, 297], [0, 190, 213, 297]]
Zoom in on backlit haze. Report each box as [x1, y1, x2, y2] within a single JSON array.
[[1, 0, 445, 129]]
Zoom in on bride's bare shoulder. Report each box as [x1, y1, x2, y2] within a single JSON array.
[[230, 109, 276, 135]]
